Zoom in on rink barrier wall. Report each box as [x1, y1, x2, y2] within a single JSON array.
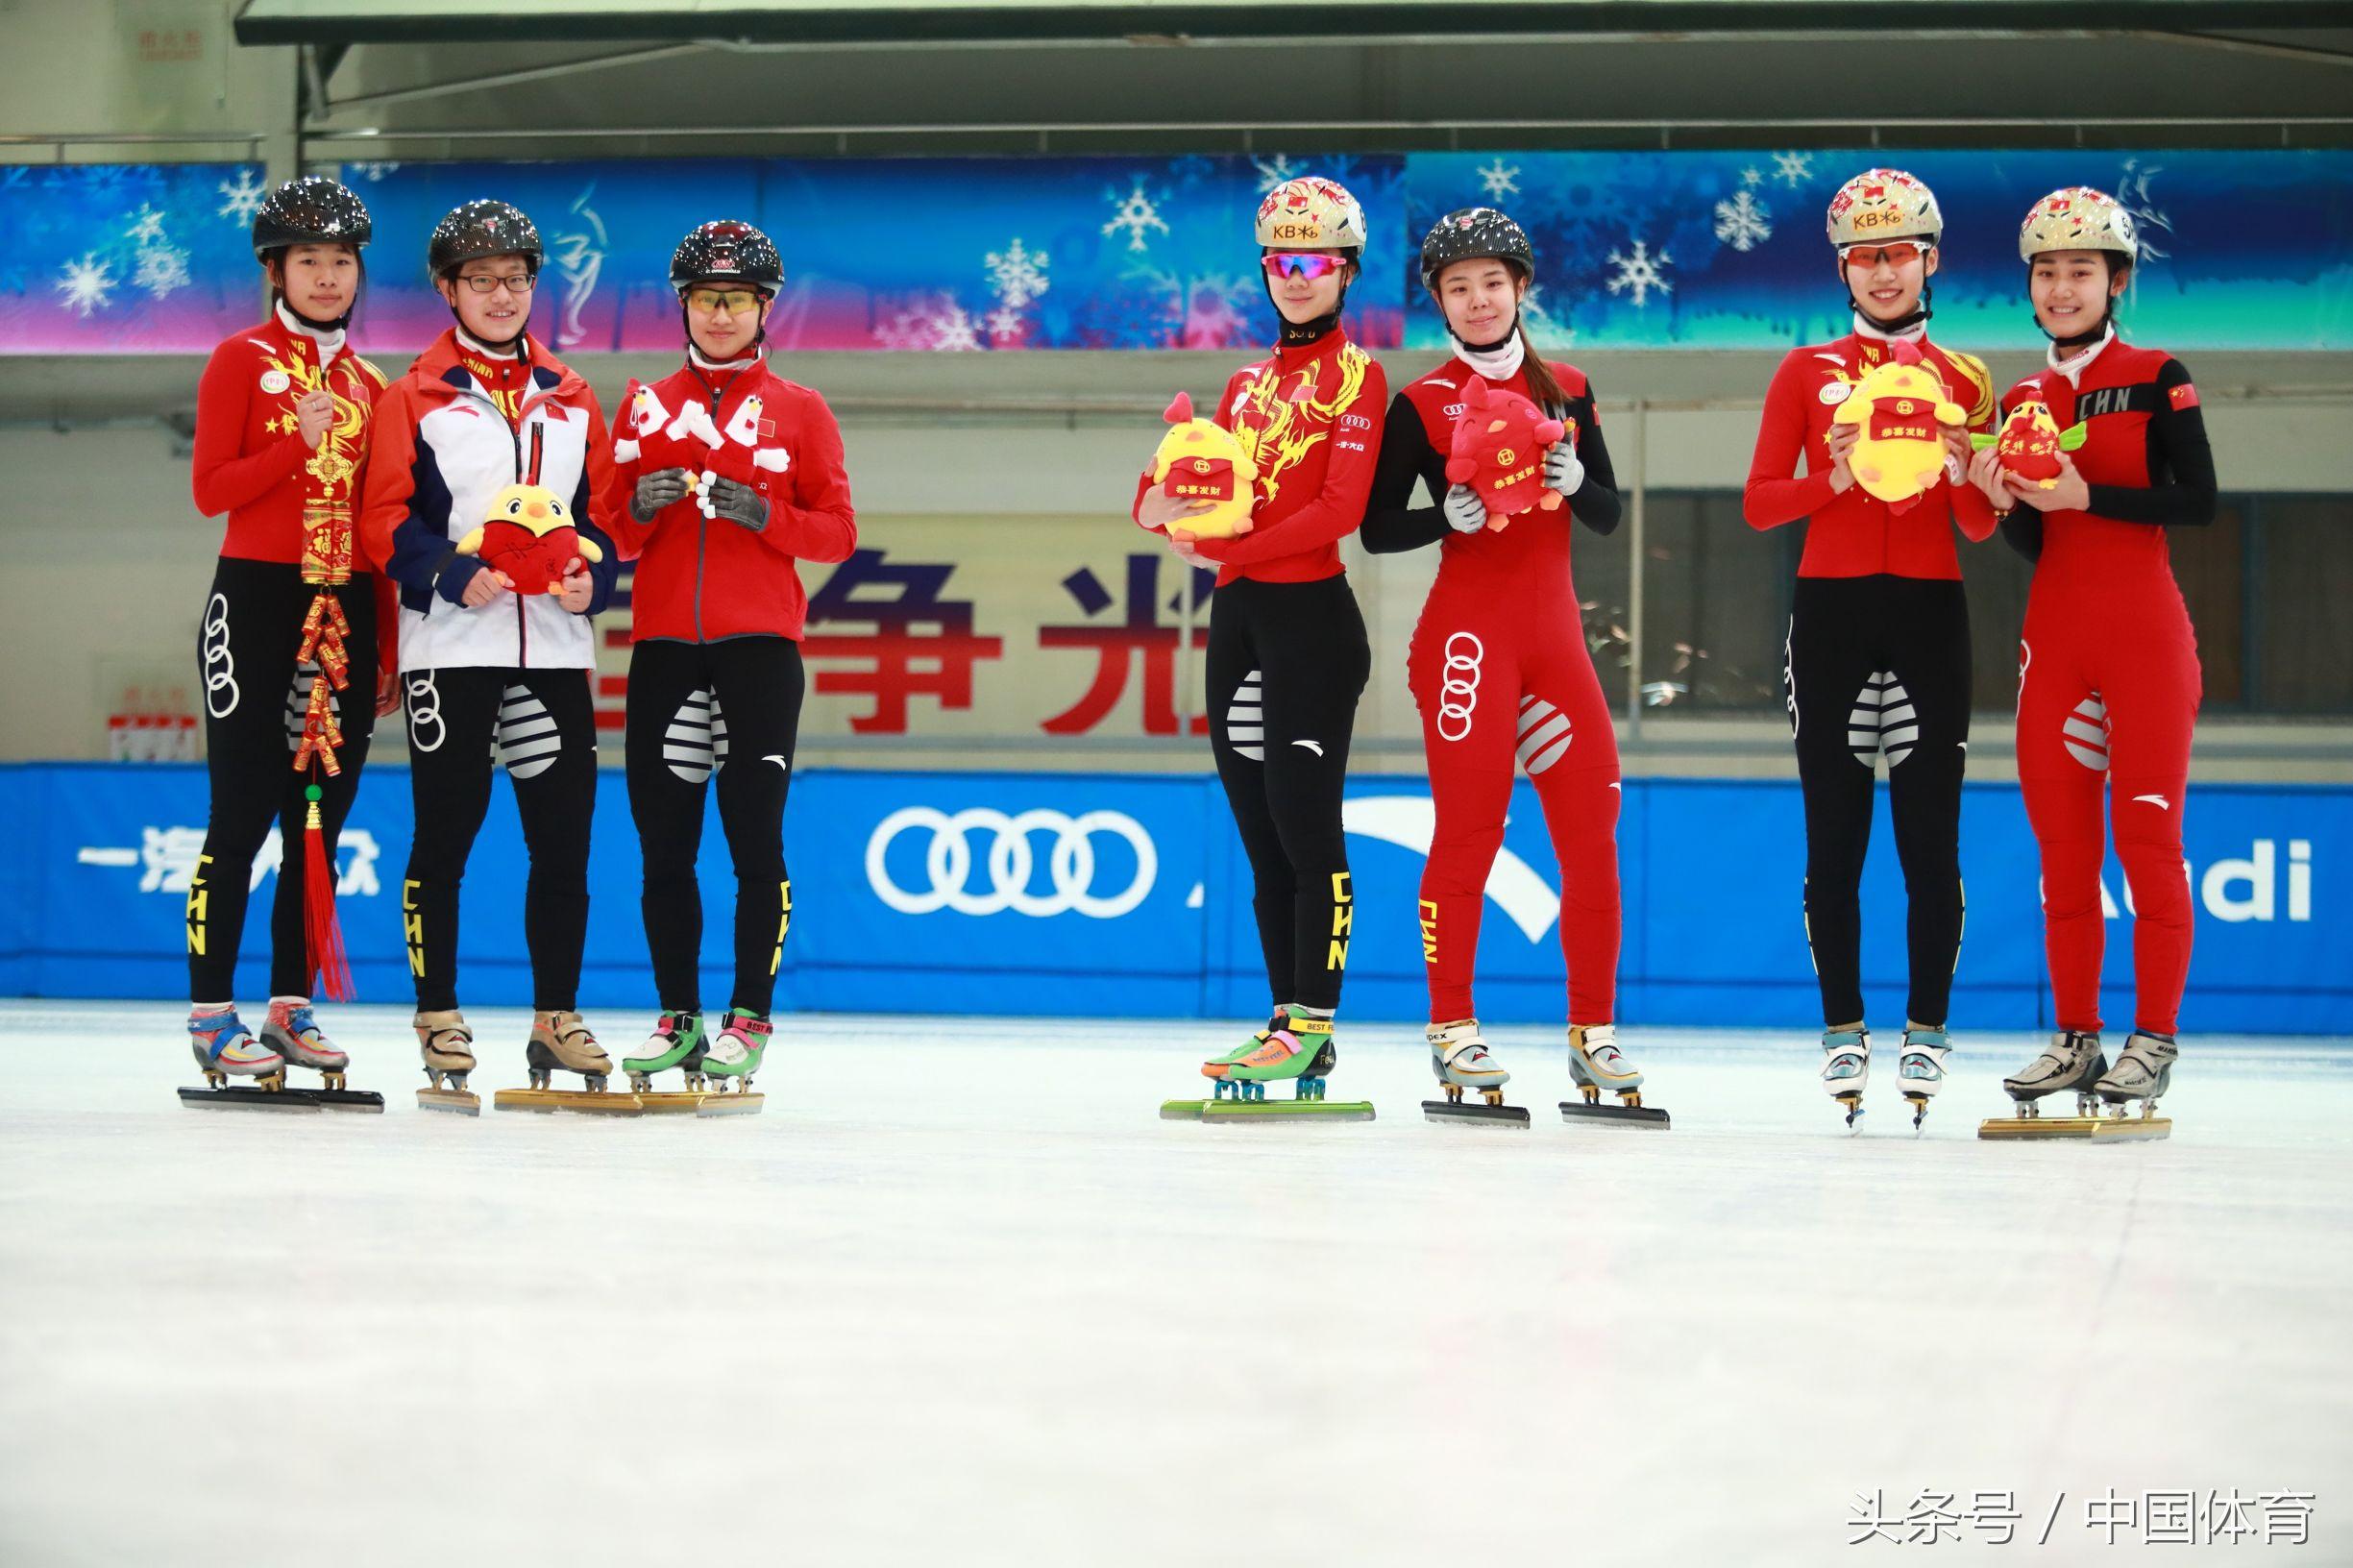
[[4, 763, 2345, 1034]]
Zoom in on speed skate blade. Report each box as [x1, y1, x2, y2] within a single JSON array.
[[1422, 1098, 1531, 1128], [1196, 1098, 1375, 1123], [1163, 1098, 1377, 1122], [492, 1088, 645, 1116], [630, 1090, 715, 1115], [1560, 1100, 1672, 1130], [694, 1092, 763, 1117], [1978, 1115, 2171, 1142], [179, 1084, 318, 1113], [416, 1087, 481, 1116]]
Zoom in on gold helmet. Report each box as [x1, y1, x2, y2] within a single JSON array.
[[1255, 177, 1368, 253], [2019, 186, 2139, 262], [1825, 168, 1944, 249]]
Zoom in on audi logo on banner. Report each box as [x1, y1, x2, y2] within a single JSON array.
[[865, 806, 1159, 919]]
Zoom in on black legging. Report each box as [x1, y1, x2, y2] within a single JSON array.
[[625, 636, 805, 1016], [1784, 575, 1971, 1028], [1205, 575, 1371, 1013], [187, 558, 378, 1001], [401, 666, 597, 1012]]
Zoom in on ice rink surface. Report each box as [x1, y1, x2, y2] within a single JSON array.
[[2, 1000, 2346, 1568]]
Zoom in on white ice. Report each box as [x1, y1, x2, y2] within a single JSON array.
[[2, 1001, 2347, 1567]]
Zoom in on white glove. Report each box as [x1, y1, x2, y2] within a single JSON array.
[[1443, 483, 1486, 533], [1543, 440, 1586, 499]]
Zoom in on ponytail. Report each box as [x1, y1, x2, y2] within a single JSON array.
[[1516, 317, 1568, 417]]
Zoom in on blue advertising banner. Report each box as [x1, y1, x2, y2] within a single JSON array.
[[5, 149, 2346, 354], [4, 764, 2344, 1034]]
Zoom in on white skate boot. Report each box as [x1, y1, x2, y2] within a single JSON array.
[[1896, 1027, 1951, 1133], [2000, 1030, 2107, 1119], [1422, 1018, 1525, 1126], [1562, 1024, 1668, 1128], [2093, 1033, 2177, 1120], [1822, 1026, 1870, 1129]]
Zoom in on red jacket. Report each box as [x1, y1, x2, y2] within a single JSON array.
[[1743, 330, 1998, 579], [192, 308, 396, 669], [601, 355, 857, 642], [1135, 327, 1386, 586]]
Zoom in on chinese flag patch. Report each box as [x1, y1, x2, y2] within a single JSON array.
[[2169, 381, 2201, 410]]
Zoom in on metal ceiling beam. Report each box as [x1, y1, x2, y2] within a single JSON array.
[[232, 1, 2353, 49]]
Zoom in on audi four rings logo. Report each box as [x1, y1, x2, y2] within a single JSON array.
[[404, 674, 447, 753], [1436, 630, 1484, 742], [866, 806, 1158, 919], [201, 594, 238, 719]]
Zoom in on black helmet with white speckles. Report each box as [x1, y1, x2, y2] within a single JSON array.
[[1419, 208, 1535, 294], [252, 177, 371, 258], [428, 199, 541, 280]]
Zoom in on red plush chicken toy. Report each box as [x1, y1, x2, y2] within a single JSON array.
[[456, 482, 602, 595], [1444, 380, 1570, 529]]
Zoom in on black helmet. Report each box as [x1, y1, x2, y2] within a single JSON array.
[[670, 220, 782, 293], [1419, 207, 1535, 293], [252, 177, 371, 258], [429, 199, 542, 280]]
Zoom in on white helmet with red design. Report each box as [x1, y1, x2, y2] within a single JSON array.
[[2018, 186, 2139, 262], [1255, 177, 1368, 254], [1825, 168, 1944, 249]]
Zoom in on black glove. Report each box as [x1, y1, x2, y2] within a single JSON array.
[[705, 476, 770, 532], [631, 468, 692, 523]]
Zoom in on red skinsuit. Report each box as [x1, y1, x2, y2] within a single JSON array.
[[2005, 334, 2210, 1036], [1384, 358, 1623, 1024]]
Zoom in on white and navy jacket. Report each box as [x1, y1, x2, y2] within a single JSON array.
[[360, 327, 620, 673]]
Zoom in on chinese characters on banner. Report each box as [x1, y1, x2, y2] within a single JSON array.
[[588, 519, 1220, 743]]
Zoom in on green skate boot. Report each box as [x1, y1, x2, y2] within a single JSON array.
[[623, 1011, 709, 1092], [701, 1010, 771, 1097]]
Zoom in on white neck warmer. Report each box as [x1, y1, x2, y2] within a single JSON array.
[[689, 344, 764, 373], [2047, 323, 2118, 387], [1451, 331, 1526, 383], [276, 300, 346, 361], [454, 325, 521, 361], [1851, 310, 1927, 345]]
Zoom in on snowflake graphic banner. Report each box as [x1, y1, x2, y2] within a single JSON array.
[[0, 163, 267, 352], [1406, 148, 2353, 352], [3, 151, 2348, 355], [298, 153, 1409, 355]]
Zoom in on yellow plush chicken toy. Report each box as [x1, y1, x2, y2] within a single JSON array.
[[1832, 340, 1967, 512], [1145, 392, 1260, 540]]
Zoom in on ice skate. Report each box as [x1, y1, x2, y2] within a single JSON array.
[[1164, 1013, 1373, 1123], [496, 1011, 637, 1114], [1199, 1011, 1295, 1082], [1896, 1026, 1950, 1132], [242, 997, 381, 1109], [414, 1009, 480, 1115], [1980, 1030, 2166, 1141], [691, 1012, 770, 1115], [2094, 1033, 2178, 1120], [1562, 1023, 1668, 1129], [625, 1011, 709, 1090], [1422, 1018, 1527, 1128], [1821, 1026, 1869, 1128], [179, 1006, 305, 1111], [1999, 1031, 2107, 1118]]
